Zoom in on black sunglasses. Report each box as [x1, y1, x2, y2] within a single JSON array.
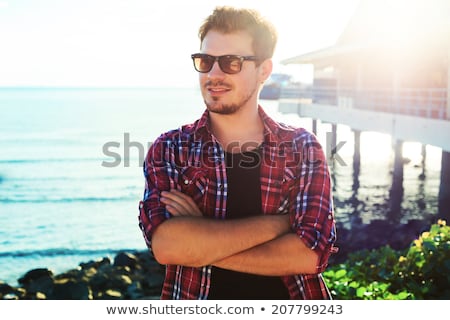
[[191, 53, 258, 74]]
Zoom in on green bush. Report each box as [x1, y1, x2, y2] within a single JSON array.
[[323, 219, 450, 299]]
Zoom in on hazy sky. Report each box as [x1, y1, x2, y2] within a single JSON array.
[[0, 0, 360, 87]]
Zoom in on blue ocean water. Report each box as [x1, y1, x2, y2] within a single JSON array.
[[0, 87, 441, 285], [0, 87, 205, 285]]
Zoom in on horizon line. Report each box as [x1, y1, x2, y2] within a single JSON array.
[[0, 85, 199, 89]]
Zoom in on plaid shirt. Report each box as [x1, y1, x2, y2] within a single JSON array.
[[139, 106, 337, 299]]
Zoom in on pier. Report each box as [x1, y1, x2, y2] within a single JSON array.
[[277, 87, 450, 222], [276, 0, 450, 222]]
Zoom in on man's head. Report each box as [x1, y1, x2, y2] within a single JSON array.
[[194, 6, 277, 116], [198, 6, 277, 64]]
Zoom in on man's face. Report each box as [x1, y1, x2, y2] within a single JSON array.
[[198, 30, 264, 115]]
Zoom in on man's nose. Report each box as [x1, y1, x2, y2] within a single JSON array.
[[207, 60, 226, 78]]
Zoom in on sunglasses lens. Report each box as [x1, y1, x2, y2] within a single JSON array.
[[193, 56, 214, 73], [219, 57, 242, 74]]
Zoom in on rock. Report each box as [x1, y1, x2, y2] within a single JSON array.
[[50, 279, 92, 300], [24, 274, 54, 297], [35, 292, 47, 299], [2, 293, 19, 300], [16, 268, 54, 297], [108, 273, 133, 291], [18, 268, 53, 285], [0, 282, 27, 300], [1, 251, 166, 300], [114, 251, 138, 269], [100, 289, 123, 300], [80, 257, 111, 270], [0, 281, 15, 297], [89, 272, 110, 291]]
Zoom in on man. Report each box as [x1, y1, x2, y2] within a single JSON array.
[[139, 6, 337, 299]]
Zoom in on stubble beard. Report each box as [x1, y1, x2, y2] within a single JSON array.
[[204, 84, 258, 115]]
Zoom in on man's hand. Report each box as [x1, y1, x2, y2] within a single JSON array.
[[160, 189, 203, 217]]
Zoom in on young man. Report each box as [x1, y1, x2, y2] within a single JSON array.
[[139, 6, 337, 299]]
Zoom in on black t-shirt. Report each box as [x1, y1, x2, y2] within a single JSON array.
[[207, 147, 290, 300]]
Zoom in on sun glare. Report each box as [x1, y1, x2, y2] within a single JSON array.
[[352, 0, 449, 66], [0, 0, 362, 87]]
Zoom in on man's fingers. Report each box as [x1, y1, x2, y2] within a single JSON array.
[[164, 203, 185, 216], [160, 189, 202, 216], [169, 190, 202, 215], [161, 194, 190, 215]]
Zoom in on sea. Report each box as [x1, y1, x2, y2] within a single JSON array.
[[0, 87, 442, 286]]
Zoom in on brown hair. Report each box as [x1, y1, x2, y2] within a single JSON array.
[[198, 6, 278, 63]]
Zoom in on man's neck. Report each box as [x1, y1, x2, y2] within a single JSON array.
[[209, 105, 264, 153]]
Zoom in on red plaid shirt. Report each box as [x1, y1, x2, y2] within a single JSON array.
[[139, 106, 337, 299]]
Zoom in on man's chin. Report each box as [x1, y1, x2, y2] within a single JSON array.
[[205, 102, 240, 115]]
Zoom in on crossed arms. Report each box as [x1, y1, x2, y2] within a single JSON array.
[[151, 189, 320, 276]]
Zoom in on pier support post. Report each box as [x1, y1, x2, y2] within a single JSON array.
[[419, 144, 426, 180], [312, 119, 317, 136], [331, 124, 337, 155], [438, 151, 450, 222], [352, 130, 361, 194], [389, 139, 404, 220], [353, 130, 361, 171]]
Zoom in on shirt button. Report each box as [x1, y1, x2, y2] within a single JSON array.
[[328, 214, 332, 220], [184, 179, 190, 185]]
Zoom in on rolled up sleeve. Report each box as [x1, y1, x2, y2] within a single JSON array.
[[138, 138, 172, 250], [291, 134, 337, 273]]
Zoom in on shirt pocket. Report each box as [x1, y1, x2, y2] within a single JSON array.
[[178, 167, 209, 203]]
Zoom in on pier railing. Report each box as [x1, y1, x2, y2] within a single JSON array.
[[280, 86, 448, 120]]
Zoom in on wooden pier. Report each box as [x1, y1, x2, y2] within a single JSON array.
[[278, 88, 450, 222]]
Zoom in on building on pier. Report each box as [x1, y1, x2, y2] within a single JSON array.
[[278, 0, 450, 221]]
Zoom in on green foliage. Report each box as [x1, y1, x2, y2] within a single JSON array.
[[323, 219, 450, 299]]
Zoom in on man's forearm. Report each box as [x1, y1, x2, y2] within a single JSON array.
[[212, 233, 320, 275], [151, 214, 290, 266]]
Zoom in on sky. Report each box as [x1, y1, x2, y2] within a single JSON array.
[[0, 0, 360, 87]]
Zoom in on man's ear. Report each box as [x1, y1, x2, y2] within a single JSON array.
[[259, 58, 273, 83]]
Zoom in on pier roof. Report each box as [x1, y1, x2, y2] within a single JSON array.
[[282, 0, 450, 65]]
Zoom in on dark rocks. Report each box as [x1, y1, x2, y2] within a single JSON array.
[[2, 219, 430, 300], [51, 279, 92, 300], [18, 268, 53, 286], [0, 281, 25, 300], [0, 250, 164, 300], [114, 252, 138, 269], [330, 219, 430, 264]]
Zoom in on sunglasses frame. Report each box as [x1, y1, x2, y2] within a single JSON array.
[[191, 53, 258, 74]]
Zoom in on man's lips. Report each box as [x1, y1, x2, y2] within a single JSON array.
[[208, 87, 229, 92], [206, 86, 231, 95]]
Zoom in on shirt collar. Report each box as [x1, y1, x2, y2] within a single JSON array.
[[194, 108, 211, 136], [194, 105, 293, 143]]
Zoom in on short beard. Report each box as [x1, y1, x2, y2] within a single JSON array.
[[205, 99, 242, 115], [204, 86, 257, 115]]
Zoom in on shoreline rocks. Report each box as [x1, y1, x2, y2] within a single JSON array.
[[331, 218, 430, 264], [1, 251, 164, 300], [0, 219, 432, 300]]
